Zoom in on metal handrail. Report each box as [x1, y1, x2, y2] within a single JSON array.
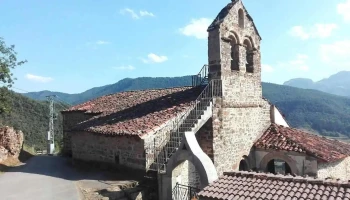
[[192, 65, 208, 87], [172, 182, 200, 200]]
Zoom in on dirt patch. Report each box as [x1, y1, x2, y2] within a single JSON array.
[[77, 180, 143, 200], [76, 174, 158, 200]]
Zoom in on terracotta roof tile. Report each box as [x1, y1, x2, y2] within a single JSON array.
[[254, 124, 350, 162], [63, 86, 205, 136], [198, 171, 350, 200]]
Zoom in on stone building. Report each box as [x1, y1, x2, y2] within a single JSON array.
[[62, 0, 350, 199]]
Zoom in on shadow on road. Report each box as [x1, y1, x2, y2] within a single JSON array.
[[0, 155, 144, 182]]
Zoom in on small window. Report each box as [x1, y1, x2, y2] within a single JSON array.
[[115, 154, 120, 165], [239, 160, 248, 171], [267, 159, 292, 175], [230, 44, 239, 71], [238, 9, 244, 28]]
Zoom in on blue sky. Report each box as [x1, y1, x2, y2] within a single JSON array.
[[1, 0, 349, 94]]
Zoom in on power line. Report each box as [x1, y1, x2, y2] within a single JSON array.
[[0, 83, 31, 93], [55, 96, 72, 106]]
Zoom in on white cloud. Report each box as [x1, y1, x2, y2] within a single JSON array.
[[120, 8, 139, 19], [96, 40, 110, 45], [120, 8, 155, 19], [319, 40, 350, 69], [337, 0, 350, 22], [142, 53, 168, 63], [179, 18, 211, 39], [278, 54, 310, 71], [289, 24, 338, 40], [140, 10, 155, 17], [262, 64, 274, 72], [26, 74, 53, 83], [113, 65, 135, 70]]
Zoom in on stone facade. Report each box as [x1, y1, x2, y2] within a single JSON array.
[[62, 111, 97, 156], [208, 0, 271, 176], [196, 119, 214, 162], [172, 160, 201, 189], [71, 131, 146, 170], [318, 157, 350, 180]]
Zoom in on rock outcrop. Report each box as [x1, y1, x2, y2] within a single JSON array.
[[0, 126, 24, 162]]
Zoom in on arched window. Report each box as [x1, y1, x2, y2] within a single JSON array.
[[267, 159, 292, 175], [239, 159, 248, 171], [243, 39, 254, 73], [230, 36, 239, 71], [238, 9, 244, 29]]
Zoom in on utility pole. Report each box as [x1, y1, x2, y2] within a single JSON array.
[[46, 95, 57, 155]]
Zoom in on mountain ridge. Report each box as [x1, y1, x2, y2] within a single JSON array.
[[283, 71, 350, 97]]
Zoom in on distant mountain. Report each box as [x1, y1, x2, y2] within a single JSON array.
[[20, 76, 350, 138], [23, 76, 193, 105], [283, 71, 350, 97]]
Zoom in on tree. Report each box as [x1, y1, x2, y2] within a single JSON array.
[[0, 37, 27, 114]]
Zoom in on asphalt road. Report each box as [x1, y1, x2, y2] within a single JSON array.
[[0, 156, 82, 200]]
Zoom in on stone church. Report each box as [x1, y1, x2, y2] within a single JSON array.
[[62, 0, 350, 199]]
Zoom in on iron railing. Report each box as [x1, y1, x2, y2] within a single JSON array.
[[192, 65, 208, 87], [145, 79, 222, 173], [172, 183, 200, 200]]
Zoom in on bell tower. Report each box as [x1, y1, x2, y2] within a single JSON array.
[[207, 0, 271, 175], [208, 0, 263, 104]]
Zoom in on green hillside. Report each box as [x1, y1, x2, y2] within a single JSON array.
[[263, 83, 350, 137], [0, 87, 64, 151]]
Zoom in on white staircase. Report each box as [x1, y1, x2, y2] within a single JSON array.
[[146, 65, 222, 173]]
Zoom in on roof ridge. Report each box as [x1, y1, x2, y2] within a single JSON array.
[[223, 171, 350, 188], [62, 85, 196, 112], [272, 123, 350, 160]]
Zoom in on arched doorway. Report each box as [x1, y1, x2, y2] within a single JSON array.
[[266, 159, 292, 175], [172, 160, 201, 190], [171, 160, 201, 200], [158, 133, 218, 200]]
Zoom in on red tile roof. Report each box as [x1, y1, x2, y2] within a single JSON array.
[[198, 171, 350, 200], [255, 124, 350, 162], [63, 86, 205, 136]]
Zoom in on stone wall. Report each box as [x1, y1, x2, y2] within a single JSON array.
[[172, 160, 201, 189], [270, 105, 289, 127], [62, 111, 97, 155], [318, 157, 350, 180], [71, 131, 146, 170], [208, 1, 271, 176], [212, 101, 271, 175], [196, 119, 214, 161]]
